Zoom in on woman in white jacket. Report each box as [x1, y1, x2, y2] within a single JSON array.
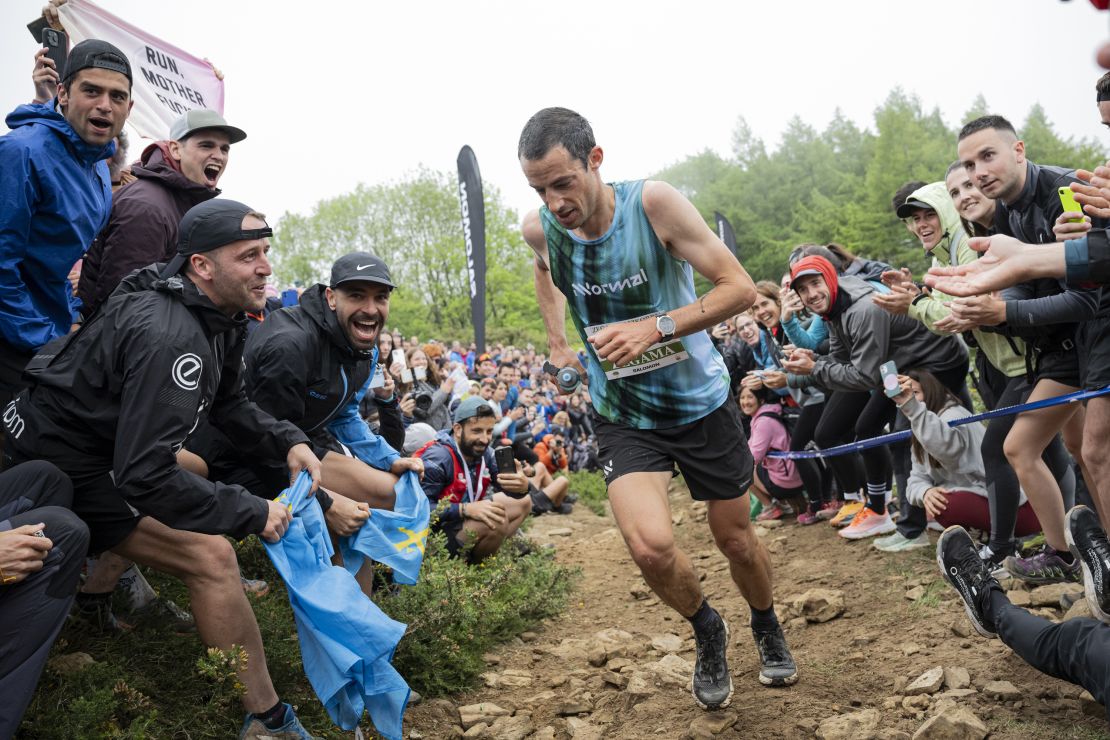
[[894, 370, 1040, 541]]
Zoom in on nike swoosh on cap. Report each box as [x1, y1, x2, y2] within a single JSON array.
[[356, 263, 375, 270]]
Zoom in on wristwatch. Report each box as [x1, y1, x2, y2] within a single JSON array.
[[656, 314, 676, 341]]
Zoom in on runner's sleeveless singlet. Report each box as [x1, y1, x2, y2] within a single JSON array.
[[540, 180, 729, 429]]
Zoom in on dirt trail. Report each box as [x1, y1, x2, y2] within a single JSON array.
[[406, 482, 1109, 739]]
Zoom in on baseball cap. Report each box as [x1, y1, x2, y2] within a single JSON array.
[[895, 198, 934, 219], [453, 396, 492, 424], [169, 108, 247, 144], [62, 39, 132, 86], [160, 199, 271, 277], [330, 252, 395, 290]]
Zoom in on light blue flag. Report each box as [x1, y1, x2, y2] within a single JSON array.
[[339, 470, 429, 586], [265, 473, 411, 739]]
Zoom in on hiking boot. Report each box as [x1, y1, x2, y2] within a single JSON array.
[[690, 610, 732, 710], [753, 624, 798, 686], [1066, 505, 1110, 623], [128, 596, 195, 633], [815, 500, 840, 520], [241, 577, 270, 598], [829, 500, 864, 527], [937, 526, 999, 639], [756, 504, 784, 522], [839, 507, 896, 540], [1004, 547, 1081, 585], [239, 704, 316, 739], [796, 510, 820, 526], [873, 531, 930, 552]]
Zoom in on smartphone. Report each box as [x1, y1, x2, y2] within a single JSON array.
[[41, 27, 68, 76], [879, 360, 900, 398], [368, 364, 385, 389], [1059, 187, 1085, 224], [401, 368, 413, 384], [494, 445, 515, 474], [391, 349, 407, 369], [414, 365, 427, 381]]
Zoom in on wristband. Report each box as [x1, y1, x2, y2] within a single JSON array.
[[911, 292, 929, 306]]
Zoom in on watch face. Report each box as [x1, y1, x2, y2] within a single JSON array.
[[658, 315, 676, 336]]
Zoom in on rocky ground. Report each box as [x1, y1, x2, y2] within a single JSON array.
[[404, 480, 1110, 739]]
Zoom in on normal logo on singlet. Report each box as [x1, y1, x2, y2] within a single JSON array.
[[172, 353, 203, 391], [572, 268, 649, 297]]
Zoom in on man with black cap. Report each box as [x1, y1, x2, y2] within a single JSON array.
[[415, 397, 532, 562], [190, 251, 424, 592], [3, 198, 324, 738], [0, 38, 133, 408], [78, 108, 248, 316]]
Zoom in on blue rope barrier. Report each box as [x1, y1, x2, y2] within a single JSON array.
[[767, 384, 1110, 460]]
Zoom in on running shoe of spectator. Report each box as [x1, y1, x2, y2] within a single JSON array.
[[1003, 547, 1081, 585], [753, 624, 797, 686], [71, 596, 133, 633], [838, 507, 896, 540], [872, 531, 930, 552], [756, 503, 785, 522], [977, 543, 1011, 578], [1066, 505, 1110, 622], [239, 703, 316, 739], [241, 577, 270, 598], [937, 526, 999, 639], [749, 499, 764, 521], [926, 521, 945, 533], [796, 510, 820, 526], [814, 500, 840, 521], [128, 596, 195, 633], [690, 610, 732, 710], [829, 500, 864, 528]]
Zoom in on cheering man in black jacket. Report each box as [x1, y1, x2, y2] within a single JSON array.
[[3, 199, 324, 737]]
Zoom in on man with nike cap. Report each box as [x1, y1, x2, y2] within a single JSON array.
[[3, 198, 325, 738], [0, 39, 133, 408]]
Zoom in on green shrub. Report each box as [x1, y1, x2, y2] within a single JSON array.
[[565, 469, 608, 516]]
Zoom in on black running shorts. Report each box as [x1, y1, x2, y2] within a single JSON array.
[[593, 397, 754, 501], [1078, 316, 1110, 390]]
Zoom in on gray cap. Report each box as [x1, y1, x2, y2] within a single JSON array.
[[62, 39, 131, 85], [453, 396, 492, 424], [169, 108, 247, 144]]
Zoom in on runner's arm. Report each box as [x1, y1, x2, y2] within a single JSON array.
[[523, 210, 584, 372]]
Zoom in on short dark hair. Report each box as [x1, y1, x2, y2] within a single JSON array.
[[891, 181, 927, 215], [958, 115, 1017, 142], [1098, 72, 1110, 99], [518, 107, 596, 167]]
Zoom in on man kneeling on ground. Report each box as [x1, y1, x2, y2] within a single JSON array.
[[416, 398, 532, 562]]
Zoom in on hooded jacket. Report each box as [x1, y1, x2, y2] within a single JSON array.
[[748, 403, 802, 489], [4, 265, 308, 539], [812, 276, 968, 392], [0, 102, 114, 351], [244, 284, 399, 465], [78, 142, 218, 316], [904, 182, 1026, 378]]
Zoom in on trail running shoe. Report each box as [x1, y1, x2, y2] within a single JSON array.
[[753, 625, 798, 686], [1066, 505, 1110, 623], [796, 510, 820, 526], [690, 610, 733, 710], [72, 595, 133, 633], [873, 531, 930, 552], [977, 543, 1012, 578], [839, 507, 896, 540], [829, 500, 864, 527], [815, 500, 840, 520], [756, 504, 784, 522], [937, 526, 999, 639], [1004, 547, 1081, 585], [239, 703, 316, 739]]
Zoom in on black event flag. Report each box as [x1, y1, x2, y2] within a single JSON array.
[[714, 211, 738, 256], [456, 146, 486, 352]]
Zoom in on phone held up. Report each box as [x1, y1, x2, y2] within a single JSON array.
[[1059, 187, 1085, 224], [41, 27, 68, 75], [494, 445, 515, 475], [879, 360, 900, 399]]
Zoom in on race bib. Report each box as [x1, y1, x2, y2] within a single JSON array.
[[585, 312, 689, 380]]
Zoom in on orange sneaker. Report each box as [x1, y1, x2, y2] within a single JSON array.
[[829, 500, 864, 528], [839, 506, 896, 540]]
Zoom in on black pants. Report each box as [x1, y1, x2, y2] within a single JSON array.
[[790, 402, 827, 508], [813, 391, 869, 496], [0, 461, 88, 738], [992, 591, 1110, 717]]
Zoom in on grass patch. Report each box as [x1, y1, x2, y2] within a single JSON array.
[[908, 580, 947, 611], [18, 530, 576, 738], [1000, 718, 1110, 740], [565, 469, 608, 517]]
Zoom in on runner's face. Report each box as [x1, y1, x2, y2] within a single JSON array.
[[945, 169, 994, 227], [456, 416, 495, 459], [752, 294, 781, 329], [793, 274, 831, 315], [957, 128, 1024, 203], [170, 130, 231, 190], [521, 145, 602, 230], [738, 388, 760, 416], [196, 216, 271, 314], [326, 281, 391, 352], [58, 68, 132, 147], [908, 208, 942, 251]]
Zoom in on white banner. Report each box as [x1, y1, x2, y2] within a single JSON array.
[[56, 0, 224, 141]]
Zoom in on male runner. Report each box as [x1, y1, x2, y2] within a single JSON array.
[[518, 107, 796, 710]]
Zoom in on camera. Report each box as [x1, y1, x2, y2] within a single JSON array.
[[414, 391, 433, 411], [553, 438, 563, 448]]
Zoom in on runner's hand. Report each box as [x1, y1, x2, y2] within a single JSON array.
[[286, 443, 322, 493], [260, 500, 293, 543], [589, 319, 660, 368], [463, 499, 506, 528], [547, 346, 587, 384], [0, 524, 51, 584], [323, 492, 370, 537]]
